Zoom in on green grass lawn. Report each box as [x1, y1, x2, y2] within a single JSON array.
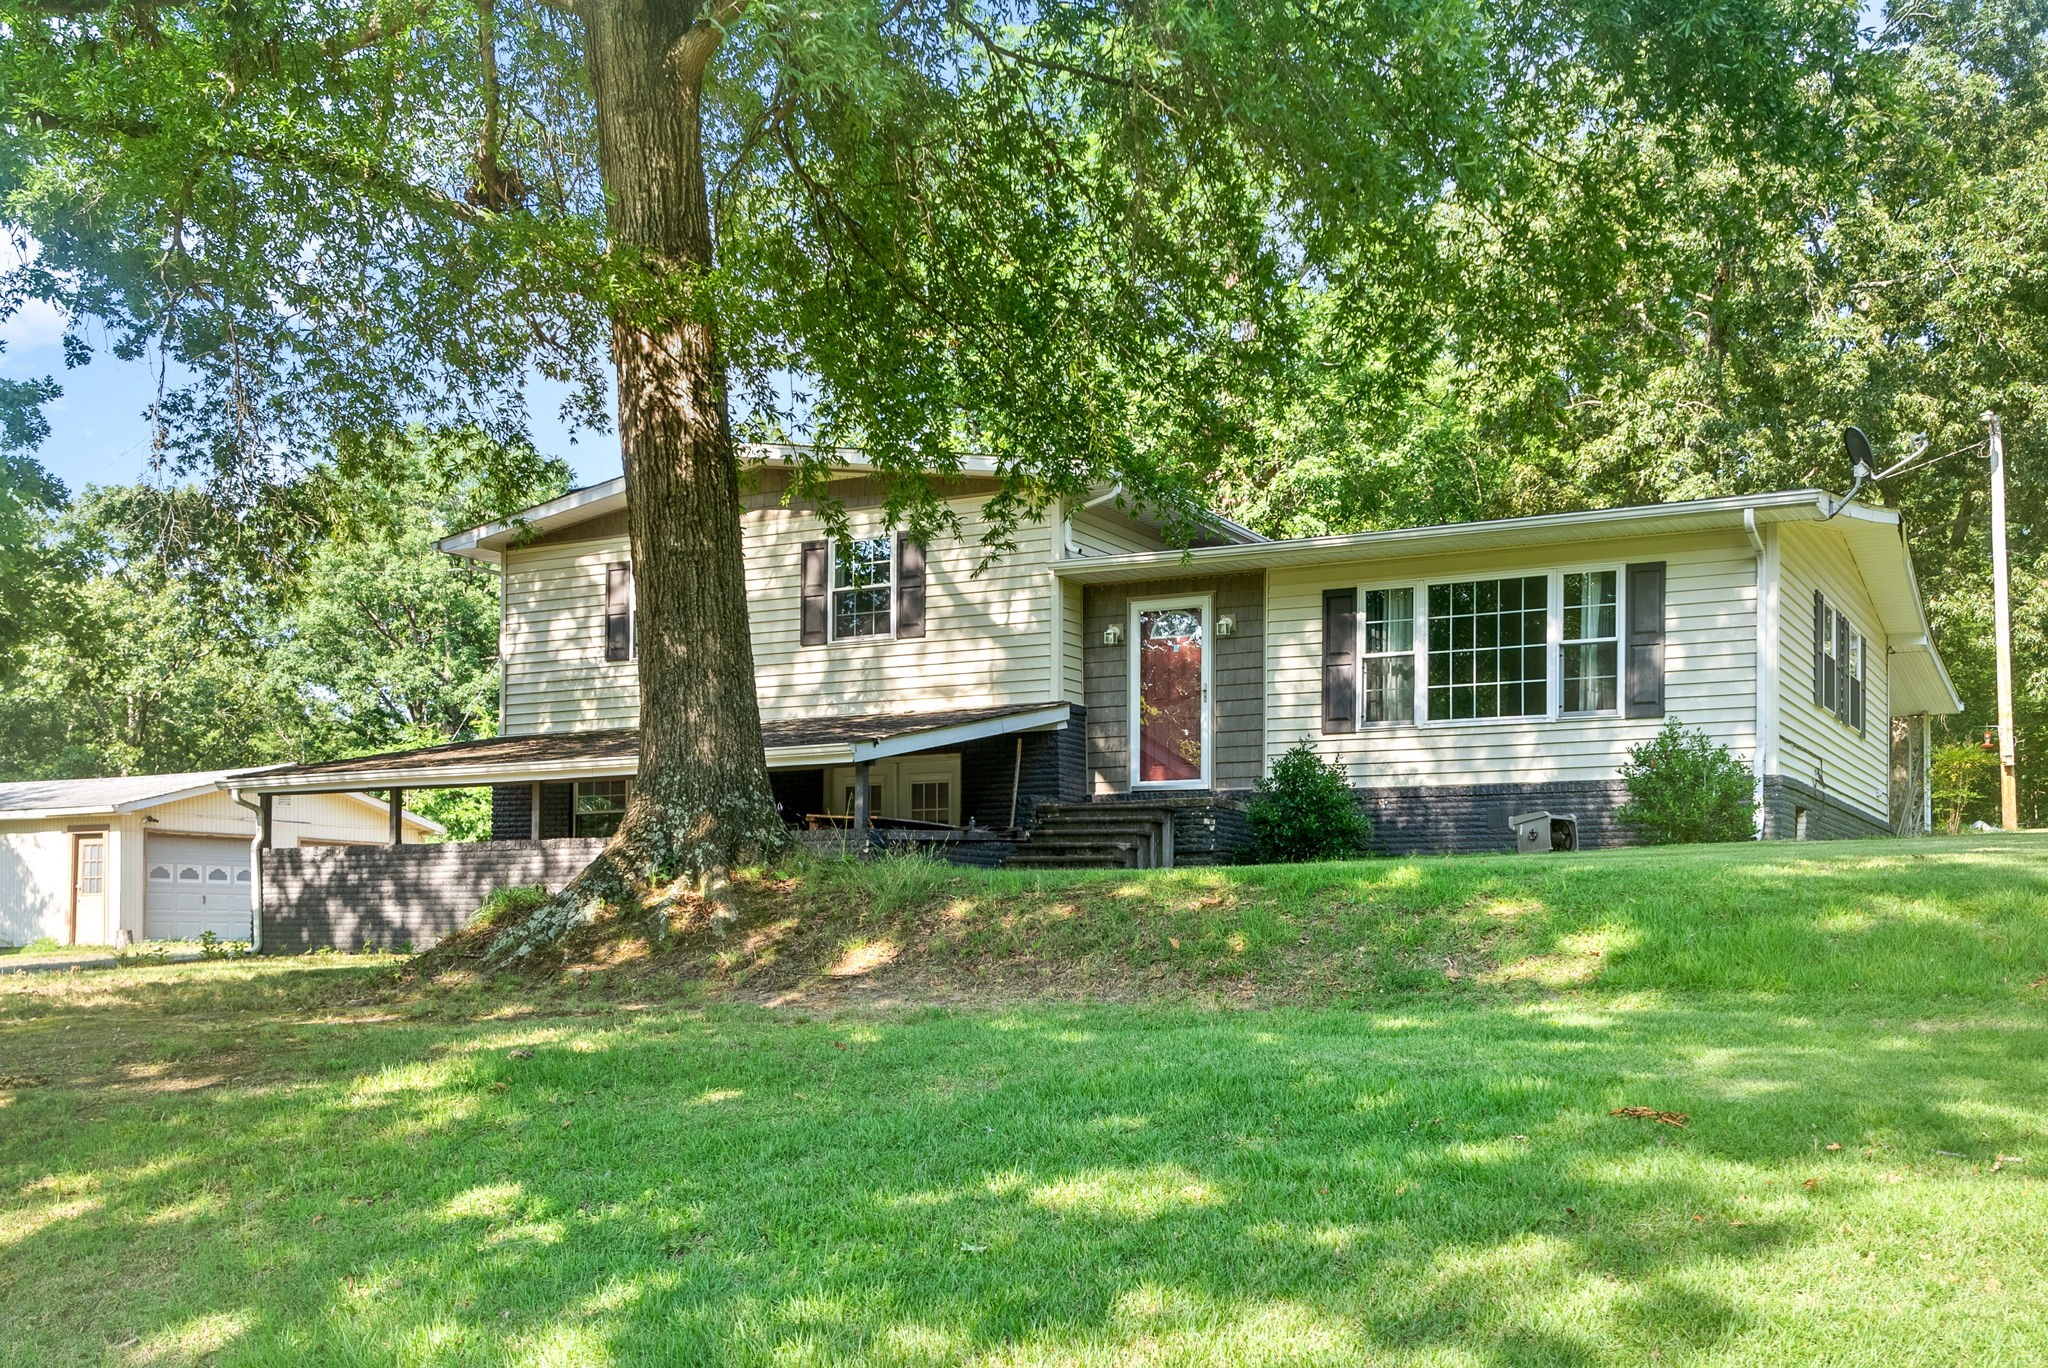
[[3, 836, 2047, 1366]]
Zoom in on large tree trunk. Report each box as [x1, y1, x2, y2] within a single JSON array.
[[489, 0, 784, 959]]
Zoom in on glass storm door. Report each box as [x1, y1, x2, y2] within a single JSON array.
[[1135, 603, 1207, 786]]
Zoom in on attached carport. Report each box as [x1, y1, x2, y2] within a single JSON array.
[[227, 703, 1080, 951]]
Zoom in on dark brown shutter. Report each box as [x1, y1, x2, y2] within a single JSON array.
[[1624, 561, 1666, 718], [604, 563, 633, 662], [800, 540, 828, 646], [895, 534, 926, 639], [1322, 588, 1357, 734]]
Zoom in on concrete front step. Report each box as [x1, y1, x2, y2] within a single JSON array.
[[1007, 841, 1142, 869], [1011, 802, 1177, 870]]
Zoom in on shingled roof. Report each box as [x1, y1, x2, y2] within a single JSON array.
[[228, 704, 1073, 792]]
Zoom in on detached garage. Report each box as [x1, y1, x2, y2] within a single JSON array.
[[0, 772, 439, 948]]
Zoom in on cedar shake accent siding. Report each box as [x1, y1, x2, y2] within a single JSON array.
[[1081, 573, 1265, 795]]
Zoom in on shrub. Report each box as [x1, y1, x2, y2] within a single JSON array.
[[1245, 741, 1369, 863], [1930, 743, 1999, 834], [1617, 719, 1757, 844], [473, 884, 550, 928]]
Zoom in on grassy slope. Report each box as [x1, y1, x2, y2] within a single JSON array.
[[529, 834, 2048, 1007], [1, 836, 2045, 1367]]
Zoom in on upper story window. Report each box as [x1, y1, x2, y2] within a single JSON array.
[[1813, 593, 1867, 733], [1561, 570, 1619, 715], [1426, 575, 1549, 721], [832, 537, 895, 640]]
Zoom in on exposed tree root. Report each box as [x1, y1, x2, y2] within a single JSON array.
[[480, 791, 785, 969]]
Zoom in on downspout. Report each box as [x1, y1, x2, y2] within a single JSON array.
[[1745, 509, 1770, 837], [1062, 484, 1124, 556], [229, 788, 265, 954]]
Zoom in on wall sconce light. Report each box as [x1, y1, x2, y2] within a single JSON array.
[[1215, 615, 1236, 637], [1102, 624, 1124, 646]]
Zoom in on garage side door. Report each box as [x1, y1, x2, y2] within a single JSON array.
[[144, 835, 252, 941]]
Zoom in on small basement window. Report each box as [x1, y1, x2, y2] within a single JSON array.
[[573, 779, 632, 838]]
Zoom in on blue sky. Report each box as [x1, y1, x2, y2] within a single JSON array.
[[0, 298, 625, 495]]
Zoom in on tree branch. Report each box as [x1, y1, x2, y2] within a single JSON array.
[[672, 0, 747, 80], [320, 1, 438, 58], [27, 109, 503, 230]]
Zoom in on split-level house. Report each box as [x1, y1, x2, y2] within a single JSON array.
[[234, 448, 1959, 948]]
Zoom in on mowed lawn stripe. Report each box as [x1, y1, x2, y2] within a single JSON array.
[[1, 836, 2045, 1365]]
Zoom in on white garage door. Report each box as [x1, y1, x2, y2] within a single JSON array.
[[144, 836, 253, 941]]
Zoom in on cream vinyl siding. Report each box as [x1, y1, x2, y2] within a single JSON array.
[[1774, 522, 1892, 816], [501, 499, 1061, 733], [3, 790, 411, 946], [1060, 580, 1084, 704], [1266, 531, 1760, 787], [0, 825, 75, 945], [502, 539, 641, 734], [1067, 507, 1168, 559]]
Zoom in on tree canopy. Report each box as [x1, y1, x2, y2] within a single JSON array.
[[1, 0, 2039, 904]]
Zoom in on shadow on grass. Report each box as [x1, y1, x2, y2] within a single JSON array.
[[4, 966, 2047, 1366]]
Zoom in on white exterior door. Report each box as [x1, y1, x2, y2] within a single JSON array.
[[144, 835, 253, 941], [72, 835, 106, 946]]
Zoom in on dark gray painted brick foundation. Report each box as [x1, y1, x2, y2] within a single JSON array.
[[958, 708, 1086, 829], [1759, 775, 1890, 842], [262, 838, 607, 953], [1355, 780, 1636, 856]]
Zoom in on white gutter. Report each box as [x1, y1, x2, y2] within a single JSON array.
[[1051, 490, 1835, 582]]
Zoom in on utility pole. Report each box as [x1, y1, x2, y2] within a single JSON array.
[[1986, 412, 2020, 830]]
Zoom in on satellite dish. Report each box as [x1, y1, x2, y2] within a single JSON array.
[[1842, 426, 1875, 476]]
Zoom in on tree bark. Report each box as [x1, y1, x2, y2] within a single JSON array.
[[490, 0, 784, 959]]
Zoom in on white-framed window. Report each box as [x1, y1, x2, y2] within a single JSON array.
[[831, 537, 894, 641], [1560, 569, 1620, 715], [573, 779, 632, 838], [1425, 575, 1550, 721], [909, 779, 953, 825], [1359, 586, 1416, 724]]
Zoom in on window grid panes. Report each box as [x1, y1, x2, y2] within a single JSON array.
[[78, 842, 103, 896], [1561, 570, 1619, 714], [1426, 576, 1549, 720], [831, 537, 894, 640], [573, 779, 632, 838], [1360, 587, 1415, 724], [909, 781, 952, 825]]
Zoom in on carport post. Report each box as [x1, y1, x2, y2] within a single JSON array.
[[387, 788, 404, 846], [852, 761, 872, 834]]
